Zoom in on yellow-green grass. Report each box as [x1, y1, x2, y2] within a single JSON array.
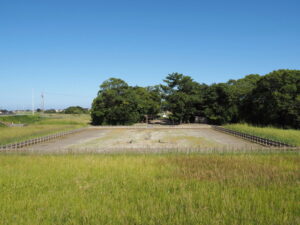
[[39, 114, 91, 125], [0, 114, 91, 145], [224, 123, 300, 146], [0, 115, 45, 124], [0, 154, 299, 225]]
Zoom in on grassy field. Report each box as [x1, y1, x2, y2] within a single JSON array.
[[0, 114, 90, 145], [0, 115, 45, 124], [224, 123, 300, 146], [0, 153, 299, 225]]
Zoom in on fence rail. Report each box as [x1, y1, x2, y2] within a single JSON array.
[[92, 125, 212, 129], [212, 126, 294, 147], [0, 128, 86, 150], [1, 125, 296, 151]]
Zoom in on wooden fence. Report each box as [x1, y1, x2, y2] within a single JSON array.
[[212, 126, 294, 147], [92, 125, 212, 129], [1, 125, 296, 151], [0, 128, 86, 150]]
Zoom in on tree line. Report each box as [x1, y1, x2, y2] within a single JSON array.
[[37, 106, 89, 114], [91, 69, 300, 129]]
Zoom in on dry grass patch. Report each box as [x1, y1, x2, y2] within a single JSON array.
[[163, 135, 218, 147], [169, 155, 300, 185], [0, 154, 299, 225]]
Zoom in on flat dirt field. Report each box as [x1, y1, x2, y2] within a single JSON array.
[[23, 126, 262, 153]]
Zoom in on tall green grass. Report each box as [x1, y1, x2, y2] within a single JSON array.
[[0, 115, 44, 124], [224, 123, 300, 146], [0, 154, 298, 225], [0, 114, 91, 145]]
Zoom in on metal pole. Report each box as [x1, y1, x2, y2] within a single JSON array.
[[41, 92, 45, 112], [32, 89, 35, 115]]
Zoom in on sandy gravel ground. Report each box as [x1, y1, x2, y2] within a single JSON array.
[[23, 127, 262, 153]]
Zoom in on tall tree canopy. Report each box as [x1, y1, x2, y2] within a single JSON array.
[[91, 70, 300, 128], [64, 106, 88, 114], [243, 70, 300, 128], [91, 78, 161, 125], [161, 73, 204, 123], [202, 74, 261, 124]]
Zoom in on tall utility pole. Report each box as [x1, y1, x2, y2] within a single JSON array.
[[32, 89, 35, 115], [41, 92, 45, 112]]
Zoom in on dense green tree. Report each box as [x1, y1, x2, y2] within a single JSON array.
[[91, 78, 161, 125], [162, 73, 203, 123], [243, 70, 300, 128], [91, 79, 136, 125], [201, 83, 236, 124], [45, 109, 57, 113], [200, 74, 261, 124], [64, 106, 88, 114], [132, 86, 161, 121], [91, 70, 300, 128], [227, 74, 261, 121], [98, 78, 129, 93]]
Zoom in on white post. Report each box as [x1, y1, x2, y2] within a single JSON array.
[[41, 92, 45, 113], [32, 89, 35, 115]]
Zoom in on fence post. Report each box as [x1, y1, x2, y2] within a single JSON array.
[[213, 125, 293, 148]]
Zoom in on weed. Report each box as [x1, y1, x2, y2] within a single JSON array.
[[0, 154, 299, 225]]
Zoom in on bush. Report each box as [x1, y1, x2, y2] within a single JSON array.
[[64, 106, 89, 114]]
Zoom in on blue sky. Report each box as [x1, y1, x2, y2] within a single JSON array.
[[1, 0, 299, 110]]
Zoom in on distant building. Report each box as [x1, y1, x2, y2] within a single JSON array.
[[0, 110, 13, 115]]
